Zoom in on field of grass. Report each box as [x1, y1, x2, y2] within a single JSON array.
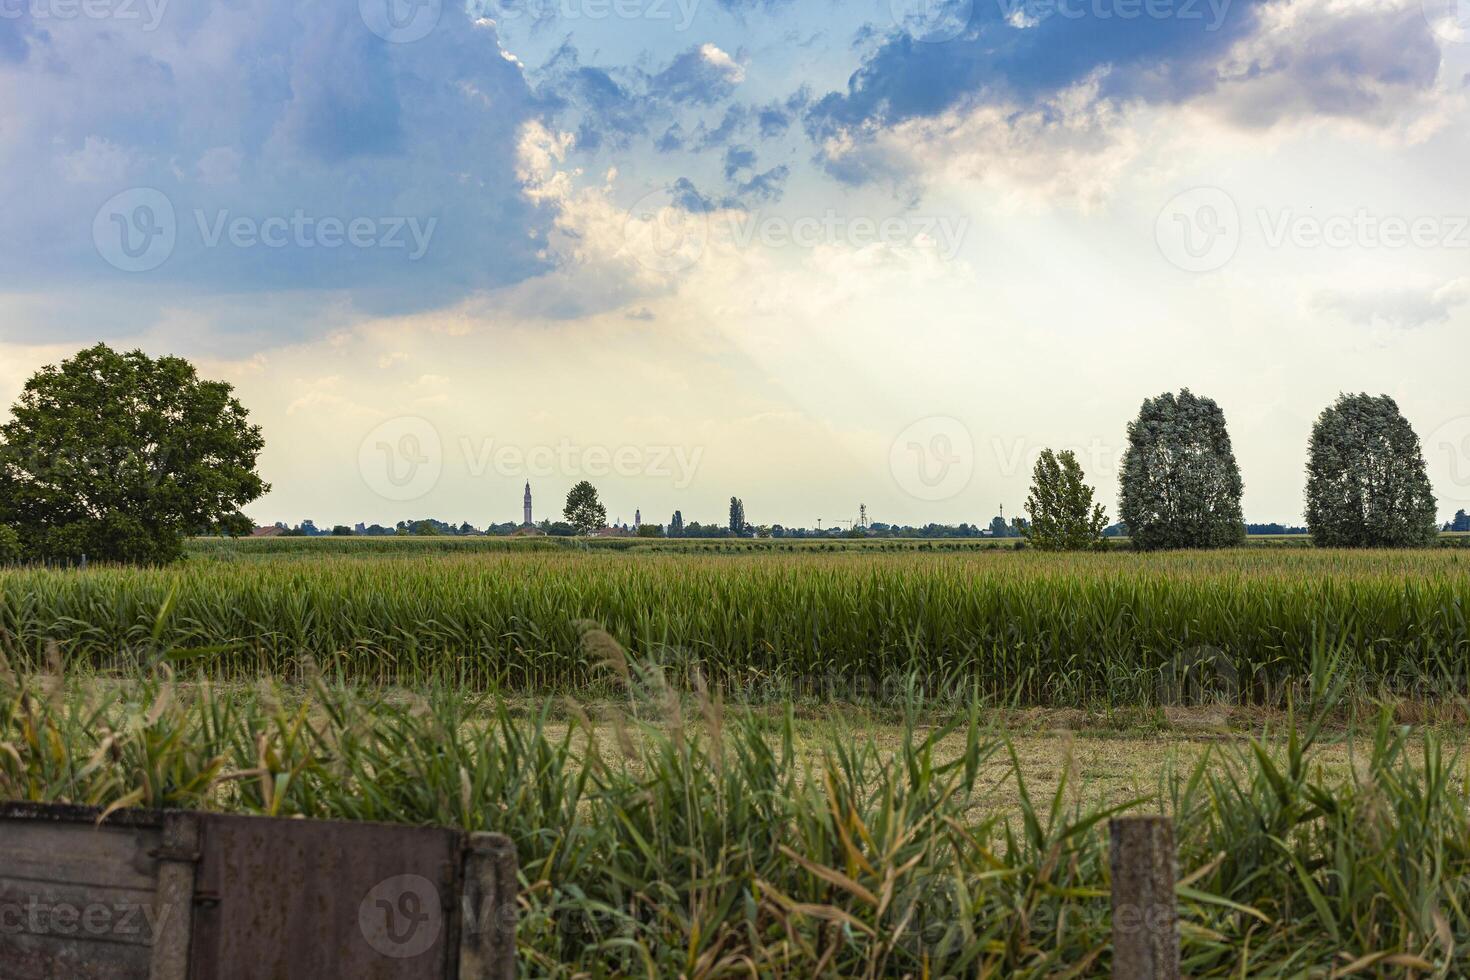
[[0, 544, 1466, 705], [6, 539, 1470, 973]]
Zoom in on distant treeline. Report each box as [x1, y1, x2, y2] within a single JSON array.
[[269, 517, 1324, 540]]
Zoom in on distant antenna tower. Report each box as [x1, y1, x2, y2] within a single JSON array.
[[859, 503, 867, 529]]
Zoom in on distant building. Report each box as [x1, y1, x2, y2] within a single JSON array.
[[523, 482, 533, 527], [634, 509, 641, 531], [249, 525, 285, 538]]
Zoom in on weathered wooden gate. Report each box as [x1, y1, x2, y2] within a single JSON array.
[[0, 802, 517, 979]]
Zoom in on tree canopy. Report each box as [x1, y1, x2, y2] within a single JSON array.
[[1305, 393, 1437, 548], [1119, 389, 1245, 550], [0, 344, 267, 564], [564, 481, 607, 534], [1024, 449, 1108, 551]]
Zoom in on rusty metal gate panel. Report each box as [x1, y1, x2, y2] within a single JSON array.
[[187, 813, 464, 980], [0, 803, 165, 980]]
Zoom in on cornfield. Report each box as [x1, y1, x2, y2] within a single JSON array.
[[2, 658, 1466, 977], [2, 547, 1468, 703]]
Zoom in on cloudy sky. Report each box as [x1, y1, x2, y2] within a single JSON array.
[[2, 0, 1468, 528]]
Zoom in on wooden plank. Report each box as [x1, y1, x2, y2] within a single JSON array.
[[0, 822, 160, 891], [0, 931, 151, 980]]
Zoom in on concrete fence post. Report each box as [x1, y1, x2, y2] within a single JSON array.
[[1109, 815, 1180, 980], [458, 832, 519, 980], [150, 811, 200, 980]]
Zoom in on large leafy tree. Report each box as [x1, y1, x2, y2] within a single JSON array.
[[563, 480, 607, 534], [1119, 389, 1245, 550], [1024, 449, 1108, 551], [0, 345, 267, 565], [1305, 393, 1438, 547]]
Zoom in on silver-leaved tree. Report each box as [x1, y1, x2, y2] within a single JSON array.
[[1119, 389, 1246, 550], [1305, 393, 1438, 548]]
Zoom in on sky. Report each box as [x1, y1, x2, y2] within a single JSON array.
[[1, 0, 1468, 529]]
